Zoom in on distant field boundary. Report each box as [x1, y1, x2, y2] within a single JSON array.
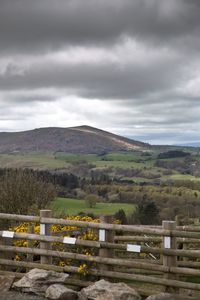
[[0, 211, 200, 299]]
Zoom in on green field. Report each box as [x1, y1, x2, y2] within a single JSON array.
[[0, 148, 199, 183], [169, 174, 200, 181], [51, 197, 134, 216], [0, 152, 69, 169]]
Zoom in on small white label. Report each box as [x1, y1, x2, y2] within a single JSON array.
[[63, 237, 76, 244], [99, 229, 106, 242], [164, 236, 171, 249], [40, 224, 46, 235], [2, 231, 14, 238], [127, 244, 141, 253]]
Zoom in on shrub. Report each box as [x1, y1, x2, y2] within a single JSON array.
[[11, 215, 100, 274], [85, 194, 99, 208], [114, 209, 127, 224]]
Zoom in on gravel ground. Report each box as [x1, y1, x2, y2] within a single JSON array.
[[0, 291, 45, 300]]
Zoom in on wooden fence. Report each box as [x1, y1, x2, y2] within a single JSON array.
[[0, 210, 200, 299]]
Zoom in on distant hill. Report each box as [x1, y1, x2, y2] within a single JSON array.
[[0, 125, 149, 154], [174, 142, 200, 148]]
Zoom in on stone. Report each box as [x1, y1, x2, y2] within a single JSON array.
[[78, 279, 141, 300], [13, 268, 69, 296], [146, 293, 174, 300], [0, 275, 15, 291], [0, 291, 45, 299], [45, 284, 77, 300]]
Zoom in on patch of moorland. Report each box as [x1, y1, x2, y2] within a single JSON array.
[[0, 126, 148, 154]]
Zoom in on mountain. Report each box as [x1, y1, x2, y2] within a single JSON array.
[[174, 142, 200, 148], [0, 125, 149, 154]]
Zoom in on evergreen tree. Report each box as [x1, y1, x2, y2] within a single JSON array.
[[114, 209, 127, 224]]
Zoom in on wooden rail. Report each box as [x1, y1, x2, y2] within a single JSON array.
[[0, 211, 200, 298]]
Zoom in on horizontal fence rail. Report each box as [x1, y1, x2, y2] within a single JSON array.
[[0, 211, 200, 299], [1, 230, 200, 258], [1, 212, 200, 237]]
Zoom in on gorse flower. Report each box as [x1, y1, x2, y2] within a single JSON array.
[[77, 263, 88, 275]]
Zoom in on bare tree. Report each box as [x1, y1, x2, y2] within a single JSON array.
[[0, 169, 56, 215]]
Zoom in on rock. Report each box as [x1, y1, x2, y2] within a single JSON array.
[[45, 284, 77, 300], [0, 275, 15, 292], [78, 279, 141, 300], [0, 291, 45, 300], [146, 293, 174, 300], [13, 268, 69, 296]]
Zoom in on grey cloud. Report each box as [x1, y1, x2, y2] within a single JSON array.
[[1, 0, 200, 54], [0, 0, 199, 102], [9, 94, 56, 103], [0, 54, 184, 100], [0, 0, 200, 144]]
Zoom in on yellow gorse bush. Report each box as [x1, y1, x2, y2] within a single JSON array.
[[10, 215, 100, 274], [77, 263, 87, 275], [11, 215, 120, 275]]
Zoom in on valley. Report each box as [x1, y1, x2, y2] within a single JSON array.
[[0, 126, 199, 224]]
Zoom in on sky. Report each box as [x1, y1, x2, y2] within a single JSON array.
[[0, 0, 200, 145]]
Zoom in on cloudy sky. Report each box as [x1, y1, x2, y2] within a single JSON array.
[[1, 0, 200, 145]]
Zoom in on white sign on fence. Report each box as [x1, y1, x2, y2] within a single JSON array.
[[40, 224, 46, 235], [2, 231, 14, 238], [63, 237, 76, 244], [99, 229, 106, 242], [127, 244, 141, 253], [164, 236, 171, 249]]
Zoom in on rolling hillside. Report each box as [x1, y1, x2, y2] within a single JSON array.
[[0, 125, 149, 154]]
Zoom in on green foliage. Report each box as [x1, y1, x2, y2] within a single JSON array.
[[85, 194, 99, 208], [158, 150, 191, 159], [114, 209, 127, 224], [131, 200, 160, 225]]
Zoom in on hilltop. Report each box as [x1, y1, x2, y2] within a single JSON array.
[[0, 125, 149, 154]]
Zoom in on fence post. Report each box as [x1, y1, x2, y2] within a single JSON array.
[[175, 215, 188, 262], [27, 224, 34, 263], [40, 210, 52, 265], [0, 236, 12, 270], [162, 220, 178, 293], [99, 215, 114, 271]]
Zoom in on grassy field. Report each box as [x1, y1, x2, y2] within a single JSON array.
[[55, 153, 101, 163], [169, 174, 200, 181], [51, 197, 134, 216], [0, 151, 153, 171], [0, 152, 69, 169], [0, 148, 199, 183]]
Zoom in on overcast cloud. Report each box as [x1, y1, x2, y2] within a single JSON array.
[[0, 0, 200, 144]]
